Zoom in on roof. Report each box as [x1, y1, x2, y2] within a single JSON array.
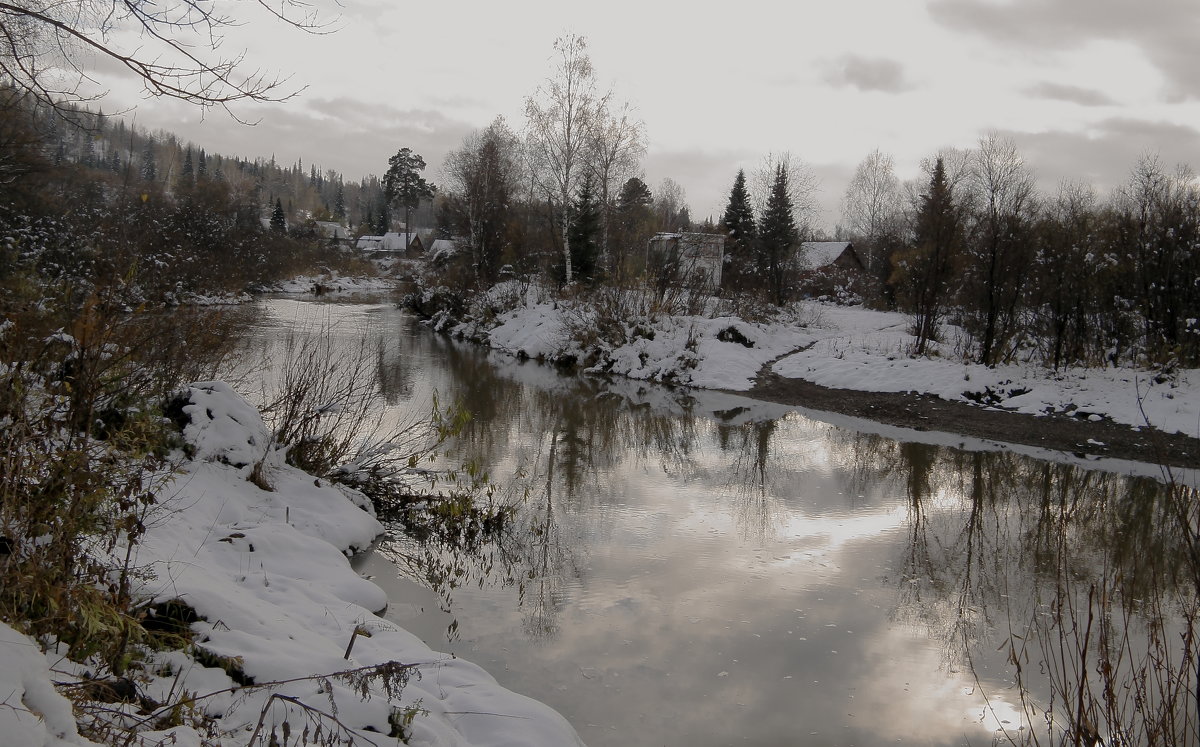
[[359, 232, 421, 252], [798, 241, 853, 270], [314, 221, 350, 239]]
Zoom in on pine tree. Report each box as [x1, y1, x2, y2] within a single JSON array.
[[271, 198, 286, 233], [721, 169, 756, 290], [383, 147, 435, 247], [197, 149, 208, 179], [757, 165, 799, 305]]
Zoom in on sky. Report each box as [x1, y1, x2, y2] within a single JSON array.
[[88, 0, 1200, 233]]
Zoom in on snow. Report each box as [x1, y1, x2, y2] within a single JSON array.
[[0, 624, 98, 746], [773, 304, 1200, 437], [469, 294, 1200, 438], [272, 272, 398, 295], [1, 383, 583, 746]]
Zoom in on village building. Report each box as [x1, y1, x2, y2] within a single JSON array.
[[794, 241, 870, 299], [314, 221, 352, 246], [355, 231, 425, 255]]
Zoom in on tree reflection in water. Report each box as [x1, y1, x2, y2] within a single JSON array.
[[844, 432, 1200, 746], [380, 328, 1197, 743]]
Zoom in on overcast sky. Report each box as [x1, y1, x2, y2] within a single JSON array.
[[95, 0, 1200, 232]]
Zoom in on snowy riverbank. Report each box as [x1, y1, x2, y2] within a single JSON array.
[[1, 382, 582, 746], [448, 285, 1199, 440]]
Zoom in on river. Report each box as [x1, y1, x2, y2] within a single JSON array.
[[237, 295, 1197, 747]]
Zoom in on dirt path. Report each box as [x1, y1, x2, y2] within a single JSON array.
[[742, 368, 1200, 471]]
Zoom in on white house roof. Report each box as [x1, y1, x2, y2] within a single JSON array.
[[314, 221, 350, 239], [799, 241, 852, 270]]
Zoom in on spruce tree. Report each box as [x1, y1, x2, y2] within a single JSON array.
[[270, 198, 286, 233], [567, 177, 602, 283], [376, 200, 390, 235], [721, 169, 756, 290], [333, 182, 346, 221], [757, 165, 799, 305], [140, 140, 156, 182], [197, 149, 208, 179], [897, 157, 962, 354], [181, 148, 194, 183]]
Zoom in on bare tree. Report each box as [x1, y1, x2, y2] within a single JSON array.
[[0, 0, 329, 116], [841, 148, 903, 277], [654, 177, 688, 231], [962, 133, 1038, 364], [442, 117, 523, 284], [525, 33, 604, 285], [587, 99, 645, 275]]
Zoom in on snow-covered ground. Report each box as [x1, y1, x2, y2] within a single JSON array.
[[1, 382, 582, 746], [475, 292, 1199, 438], [272, 272, 400, 295]]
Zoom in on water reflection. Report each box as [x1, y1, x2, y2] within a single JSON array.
[[238, 298, 1194, 746]]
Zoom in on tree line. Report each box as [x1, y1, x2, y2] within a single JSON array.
[[0, 88, 371, 303], [837, 138, 1200, 368]]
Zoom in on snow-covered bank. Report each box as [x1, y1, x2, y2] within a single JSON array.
[[0, 382, 582, 746], [773, 304, 1200, 438], [271, 272, 401, 295], [445, 286, 1199, 439]]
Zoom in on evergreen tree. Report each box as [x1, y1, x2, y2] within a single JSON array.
[[140, 140, 157, 182], [270, 198, 286, 233], [892, 157, 962, 354], [567, 176, 602, 283], [333, 182, 346, 222], [197, 149, 208, 179], [617, 176, 653, 212], [181, 148, 194, 183], [383, 147, 435, 247], [109, 148, 121, 173], [757, 164, 799, 305], [611, 176, 654, 280], [721, 169, 756, 290], [376, 200, 390, 235], [676, 205, 692, 231]]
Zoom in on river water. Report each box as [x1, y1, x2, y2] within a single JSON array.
[[239, 295, 1196, 747]]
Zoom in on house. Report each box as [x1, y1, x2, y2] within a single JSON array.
[[356, 231, 425, 255], [647, 232, 725, 289], [314, 221, 352, 246], [797, 242, 864, 273], [795, 241, 869, 300]]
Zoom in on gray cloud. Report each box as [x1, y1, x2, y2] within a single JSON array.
[[928, 0, 1200, 99], [996, 118, 1200, 196], [822, 55, 912, 93], [1025, 81, 1117, 107]]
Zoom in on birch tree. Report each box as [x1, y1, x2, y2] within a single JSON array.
[[841, 148, 903, 277], [525, 33, 603, 285]]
